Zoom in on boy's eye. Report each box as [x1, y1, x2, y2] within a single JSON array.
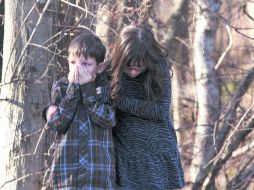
[[81, 62, 91, 66], [70, 61, 75, 64]]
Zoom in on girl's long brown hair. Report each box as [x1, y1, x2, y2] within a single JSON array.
[[111, 24, 169, 101]]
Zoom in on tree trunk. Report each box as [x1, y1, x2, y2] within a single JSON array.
[[190, 0, 221, 188], [146, 0, 188, 142], [166, 0, 191, 144], [0, 1, 56, 189], [95, 0, 120, 57]]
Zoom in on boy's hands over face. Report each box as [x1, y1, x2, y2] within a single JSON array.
[[68, 64, 96, 85], [77, 64, 96, 85], [68, 55, 97, 85], [68, 66, 79, 84]]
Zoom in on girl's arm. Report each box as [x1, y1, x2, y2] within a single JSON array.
[[116, 60, 171, 121], [47, 79, 81, 134], [80, 83, 116, 129]]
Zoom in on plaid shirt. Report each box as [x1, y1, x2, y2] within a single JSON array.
[[47, 77, 116, 190]]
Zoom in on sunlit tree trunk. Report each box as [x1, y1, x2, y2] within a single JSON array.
[[95, 0, 121, 58], [0, 1, 56, 189], [190, 0, 221, 188]]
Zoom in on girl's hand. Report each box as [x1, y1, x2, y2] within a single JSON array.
[[46, 105, 58, 121], [78, 65, 96, 85]]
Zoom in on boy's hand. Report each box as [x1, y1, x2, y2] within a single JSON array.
[[46, 105, 58, 121], [78, 65, 96, 85], [68, 66, 79, 84], [96, 87, 102, 95]]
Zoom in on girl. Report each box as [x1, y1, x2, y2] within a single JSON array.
[[111, 24, 185, 189]]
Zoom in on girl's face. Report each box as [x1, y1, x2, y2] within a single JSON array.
[[124, 63, 146, 78], [68, 54, 98, 76]]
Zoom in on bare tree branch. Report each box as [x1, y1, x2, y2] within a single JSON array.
[[9, 0, 53, 82], [60, 0, 117, 35], [217, 14, 254, 41], [206, 103, 254, 168], [0, 171, 46, 189], [215, 24, 233, 70], [204, 115, 254, 189], [213, 66, 254, 161], [3, 5, 36, 82], [232, 140, 254, 158], [227, 158, 254, 189], [243, 3, 254, 22]]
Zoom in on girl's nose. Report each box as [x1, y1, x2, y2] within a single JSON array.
[[129, 69, 140, 76]]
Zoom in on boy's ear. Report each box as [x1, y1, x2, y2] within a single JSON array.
[[97, 62, 107, 74]]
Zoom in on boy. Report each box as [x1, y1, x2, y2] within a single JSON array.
[[45, 33, 116, 189]]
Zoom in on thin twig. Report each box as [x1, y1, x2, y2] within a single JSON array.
[[243, 3, 254, 22], [232, 141, 254, 157], [3, 5, 35, 82], [60, 0, 117, 35], [34, 124, 48, 154], [0, 171, 46, 189], [204, 103, 254, 168], [9, 0, 53, 82], [0, 127, 44, 151], [215, 24, 233, 70]]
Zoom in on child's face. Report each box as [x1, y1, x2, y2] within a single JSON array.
[[124, 63, 146, 78], [68, 54, 98, 78]]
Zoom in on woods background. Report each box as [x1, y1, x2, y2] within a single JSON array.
[[0, 0, 253, 189]]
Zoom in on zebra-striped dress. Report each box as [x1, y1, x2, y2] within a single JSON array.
[[113, 59, 185, 190]]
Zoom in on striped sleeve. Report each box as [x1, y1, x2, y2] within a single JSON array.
[[116, 60, 171, 121]]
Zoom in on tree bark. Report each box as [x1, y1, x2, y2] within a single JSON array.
[[190, 0, 221, 188], [95, 0, 120, 57], [166, 0, 191, 144], [0, 1, 56, 189]]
